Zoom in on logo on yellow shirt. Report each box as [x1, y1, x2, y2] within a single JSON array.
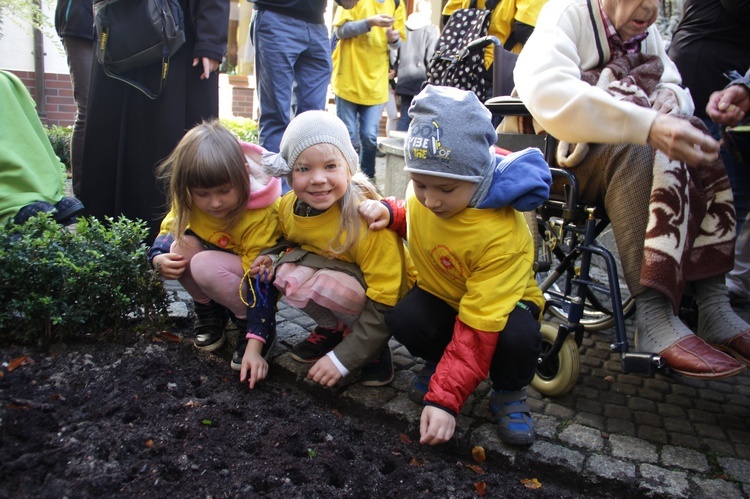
[[430, 244, 467, 283]]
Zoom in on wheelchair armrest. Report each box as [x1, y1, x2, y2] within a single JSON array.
[[485, 96, 529, 116]]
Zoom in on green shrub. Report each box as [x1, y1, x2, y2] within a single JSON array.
[[0, 214, 169, 344], [45, 124, 73, 172], [220, 116, 259, 144]]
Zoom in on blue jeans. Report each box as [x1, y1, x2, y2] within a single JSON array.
[[251, 10, 331, 154], [397, 94, 414, 131], [335, 96, 382, 179]]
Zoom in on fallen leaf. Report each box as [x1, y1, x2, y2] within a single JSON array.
[[466, 464, 485, 475], [474, 481, 486, 496], [6, 403, 29, 410], [0, 371, 4, 378], [604, 375, 615, 383], [145, 439, 155, 448], [49, 394, 66, 402], [160, 332, 181, 342], [332, 409, 343, 418], [201, 419, 212, 426], [185, 400, 200, 408], [307, 448, 317, 458], [7, 356, 28, 372], [409, 457, 422, 467], [472, 445, 486, 463], [400, 433, 412, 444], [521, 478, 542, 489], [151, 335, 164, 343]]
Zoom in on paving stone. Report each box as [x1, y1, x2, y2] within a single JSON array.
[[558, 424, 604, 451], [470, 423, 518, 464], [638, 464, 690, 498], [604, 404, 632, 419], [637, 425, 668, 445], [663, 417, 693, 434], [703, 439, 736, 457], [526, 441, 584, 473], [545, 403, 575, 419], [690, 477, 744, 499], [695, 422, 728, 440], [718, 457, 750, 484], [583, 455, 636, 484], [606, 418, 636, 436], [668, 432, 703, 450], [533, 414, 560, 440], [658, 403, 687, 418], [688, 409, 719, 424], [633, 410, 662, 427], [610, 435, 658, 463], [661, 446, 709, 473], [575, 398, 602, 414], [574, 412, 605, 430]]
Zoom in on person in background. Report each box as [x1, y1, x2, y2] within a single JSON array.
[[261, 110, 416, 388], [0, 70, 83, 226], [54, 0, 94, 197], [79, 0, 229, 242], [393, 0, 438, 132], [669, 0, 750, 305], [655, 0, 682, 49], [249, 0, 359, 156], [359, 85, 551, 446], [512, 0, 750, 378], [149, 121, 282, 389], [331, 0, 406, 180]]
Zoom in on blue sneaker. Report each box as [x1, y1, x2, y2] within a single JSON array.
[[489, 389, 536, 446], [408, 361, 436, 404]]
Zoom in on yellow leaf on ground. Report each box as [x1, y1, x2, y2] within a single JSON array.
[[521, 478, 542, 489], [475, 481, 487, 496], [7, 356, 28, 372], [466, 464, 485, 474], [160, 332, 181, 342], [472, 445, 486, 462]]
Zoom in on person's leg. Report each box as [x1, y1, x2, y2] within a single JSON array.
[[358, 103, 382, 179], [171, 237, 229, 351], [62, 36, 94, 198], [335, 96, 361, 153], [705, 120, 750, 301], [397, 94, 413, 131], [252, 10, 300, 153], [571, 143, 744, 377], [189, 250, 246, 319], [384, 90, 398, 136], [385, 286, 456, 361], [293, 22, 332, 115]]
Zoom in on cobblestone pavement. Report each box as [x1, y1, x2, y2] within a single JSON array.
[[164, 280, 750, 499]]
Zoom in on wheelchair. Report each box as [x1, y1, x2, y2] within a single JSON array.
[[485, 94, 668, 397]]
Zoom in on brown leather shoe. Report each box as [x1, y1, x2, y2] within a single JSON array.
[[712, 329, 750, 365], [659, 336, 745, 379]]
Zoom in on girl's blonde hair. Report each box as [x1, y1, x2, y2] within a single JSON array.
[[299, 143, 380, 255], [157, 120, 250, 240]]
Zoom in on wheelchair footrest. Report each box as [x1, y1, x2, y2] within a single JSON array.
[[621, 352, 667, 376]]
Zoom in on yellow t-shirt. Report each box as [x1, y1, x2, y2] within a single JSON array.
[[331, 0, 406, 105], [405, 184, 543, 332], [278, 193, 416, 306]]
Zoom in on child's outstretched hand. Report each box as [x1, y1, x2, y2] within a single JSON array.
[[358, 200, 390, 231], [250, 255, 274, 283], [239, 339, 269, 389], [307, 356, 343, 387], [420, 406, 456, 445], [152, 252, 188, 280]]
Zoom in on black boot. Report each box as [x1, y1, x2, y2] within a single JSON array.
[[192, 301, 228, 351], [230, 316, 277, 371]]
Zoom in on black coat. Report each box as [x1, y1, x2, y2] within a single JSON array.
[[55, 0, 94, 40], [79, 0, 228, 241]]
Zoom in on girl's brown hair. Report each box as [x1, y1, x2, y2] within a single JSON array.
[[157, 120, 250, 240]]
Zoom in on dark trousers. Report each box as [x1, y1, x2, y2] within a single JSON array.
[[385, 285, 541, 391]]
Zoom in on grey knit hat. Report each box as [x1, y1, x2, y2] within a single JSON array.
[[404, 85, 497, 183], [262, 110, 359, 179]]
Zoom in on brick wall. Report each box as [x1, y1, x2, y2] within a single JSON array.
[[8, 70, 76, 127]]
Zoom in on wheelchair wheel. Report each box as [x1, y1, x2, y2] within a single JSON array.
[[531, 322, 580, 397], [534, 216, 634, 332]]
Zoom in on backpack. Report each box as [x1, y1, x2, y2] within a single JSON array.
[[425, 0, 500, 102], [94, 0, 186, 99]]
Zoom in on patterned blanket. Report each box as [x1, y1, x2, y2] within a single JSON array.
[[556, 53, 736, 311]]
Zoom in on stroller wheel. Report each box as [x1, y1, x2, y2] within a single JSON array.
[[531, 322, 580, 397]]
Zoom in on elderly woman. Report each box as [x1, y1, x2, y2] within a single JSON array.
[[510, 0, 750, 378]]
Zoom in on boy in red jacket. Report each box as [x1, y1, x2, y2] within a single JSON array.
[[359, 85, 550, 446]]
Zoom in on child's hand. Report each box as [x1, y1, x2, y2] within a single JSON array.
[[307, 356, 343, 387], [358, 200, 390, 230], [386, 27, 400, 43], [152, 253, 188, 280], [239, 339, 269, 389], [419, 406, 456, 445], [250, 255, 274, 283], [367, 14, 394, 28]]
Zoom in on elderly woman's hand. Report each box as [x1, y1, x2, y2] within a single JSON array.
[[650, 87, 679, 115], [647, 114, 720, 166]]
